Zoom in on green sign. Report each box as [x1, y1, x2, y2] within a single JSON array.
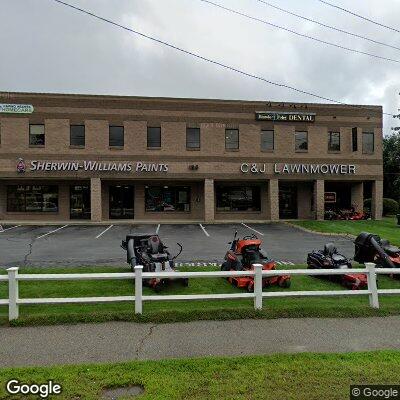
[[0, 104, 34, 114], [255, 111, 315, 122]]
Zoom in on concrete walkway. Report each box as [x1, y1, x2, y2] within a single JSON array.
[[1, 317, 400, 367]]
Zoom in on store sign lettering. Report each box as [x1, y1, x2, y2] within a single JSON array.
[[20, 159, 169, 173], [0, 103, 34, 114], [255, 111, 315, 122], [240, 163, 357, 175]]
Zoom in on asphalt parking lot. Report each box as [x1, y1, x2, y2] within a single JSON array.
[[0, 222, 354, 268]]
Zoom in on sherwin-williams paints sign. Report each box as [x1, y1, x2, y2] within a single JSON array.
[[255, 111, 315, 122], [0, 104, 34, 114]]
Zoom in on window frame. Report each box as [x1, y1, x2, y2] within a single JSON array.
[[216, 185, 261, 212], [186, 127, 200, 149], [295, 130, 308, 152], [147, 126, 161, 148], [362, 131, 374, 154], [328, 131, 340, 152], [260, 129, 274, 151], [225, 128, 239, 150], [7, 185, 59, 213], [29, 124, 45, 146], [109, 125, 124, 147], [70, 125, 85, 147]]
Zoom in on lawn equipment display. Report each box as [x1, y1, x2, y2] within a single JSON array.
[[354, 232, 400, 278], [324, 207, 370, 221], [221, 231, 291, 292], [307, 243, 367, 290], [121, 234, 188, 292]]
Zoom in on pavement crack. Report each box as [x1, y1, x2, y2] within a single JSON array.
[[23, 238, 36, 266], [135, 324, 157, 359]]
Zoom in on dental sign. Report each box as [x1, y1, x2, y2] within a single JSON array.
[[0, 104, 34, 114], [241, 163, 357, 175], [255, 111, 316, 122], [18, 159, 169, 173]]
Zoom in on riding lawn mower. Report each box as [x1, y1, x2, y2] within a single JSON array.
[[307, 243, 367, 290], [221, 231, 291, 292], [121, 234, 188, 292]]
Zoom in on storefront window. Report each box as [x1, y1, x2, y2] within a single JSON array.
[[328, 131, 340, 151], [145, 186, 190, 212], [295, 131, 308, 151], [216, 186, 261, 212], [7, 185, 58, 212], [70, 185, 91, 219]]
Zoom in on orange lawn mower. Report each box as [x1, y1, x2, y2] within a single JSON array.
[[221, 231, 291, 292]]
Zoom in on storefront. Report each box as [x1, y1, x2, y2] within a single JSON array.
[[0, 92, 383, 222]]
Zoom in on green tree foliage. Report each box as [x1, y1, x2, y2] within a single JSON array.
[[383, 133, 400, 201]]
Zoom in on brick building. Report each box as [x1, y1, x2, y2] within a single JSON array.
[[0, 92, 383, 222]]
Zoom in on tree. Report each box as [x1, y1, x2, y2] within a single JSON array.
[[383, 133, 400, 201]]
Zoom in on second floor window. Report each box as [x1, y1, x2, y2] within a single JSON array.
[[109, 126, 124, 147], [362, 131, 374, 153], [328, 131, 340, 151], [295, 131, 308, 151], [225, 128, 239, 149], [186, 127, 200, 149], [147, 127, 161, 148], [261, 130, 274, 151], [29, 124, 45, 146], [352, 127, 358, 151], [70, 125, 85, 147]]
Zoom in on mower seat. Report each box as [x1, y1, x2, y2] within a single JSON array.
[[323, 243, 337, 257]]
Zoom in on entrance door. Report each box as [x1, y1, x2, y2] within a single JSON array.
[[70, 185, 91, 219], [109, 185, 134, 219], [279, 185, 298, 219]]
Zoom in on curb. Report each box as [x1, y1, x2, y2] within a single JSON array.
[[283, 221, 356, 241]]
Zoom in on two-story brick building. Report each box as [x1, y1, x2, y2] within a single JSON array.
[[0, 91, 383, 223]]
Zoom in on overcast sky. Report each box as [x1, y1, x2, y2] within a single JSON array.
[[1, 0, 399, 134]]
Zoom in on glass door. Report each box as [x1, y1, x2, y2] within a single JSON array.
[[70, 185, 91, 219], [279, 185, 298, 219], [109, 185, 134, 219]]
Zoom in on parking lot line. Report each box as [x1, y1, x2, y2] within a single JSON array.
[[95, 224, 114, 239], [156, 224, 160, 234], [0, 225, 21, 233], [199, 224, 210, 237], [241, 223, 264, 236], [36, 225, 69, 239]]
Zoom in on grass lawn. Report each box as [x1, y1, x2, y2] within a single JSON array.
[[0, 351, 399, 399], [1, 264, 400, 326], [291, 217, 400, 245]]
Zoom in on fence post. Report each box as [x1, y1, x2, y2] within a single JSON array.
[[7, 267, 19, 321], [366, 262, 379, 309], [134, 265, 143, 314], [253, 263, 263, 310]]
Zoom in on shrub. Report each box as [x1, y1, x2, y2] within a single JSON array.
[[364, 198, 399, 216]]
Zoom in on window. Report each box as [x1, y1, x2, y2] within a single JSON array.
[[29, 124, 45, 146], [295, 131, 308, 151], [70, 125, 85, 147], [7, 185, 58, 212], [225, 128, 239, 149], [352, 127, 358, 151], [261, 130, 274, 151], [147, 127, 161, 148], [145, 186, 190, 212], [362, 131, 374, 153], [328, 131, 340, 151], [186, 127, 200, 149], [109, 126, 124, 147], [216, 186, 261, 212]]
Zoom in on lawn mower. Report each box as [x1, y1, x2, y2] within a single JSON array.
[[121, 234, 188, 292], [307, 243, 367, 289], [354, 232, 400, 278], [221, 231, 291, 292]]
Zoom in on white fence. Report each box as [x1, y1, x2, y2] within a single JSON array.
[[1, 263, 400, 321]]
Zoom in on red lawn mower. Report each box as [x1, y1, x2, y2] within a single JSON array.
[[221, 231, 291, 292]]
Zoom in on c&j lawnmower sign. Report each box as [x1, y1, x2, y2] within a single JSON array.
[[0, 104, 34, 114], [241, 163, 357, 174]]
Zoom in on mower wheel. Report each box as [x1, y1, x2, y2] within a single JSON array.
[[154, 282, 163, 293], [247, 281, 254, 292], [182, 278, 189, 287], [279, 278, 291, 288]]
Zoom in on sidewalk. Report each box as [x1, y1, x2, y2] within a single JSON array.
[[1, 317, 400, 367]]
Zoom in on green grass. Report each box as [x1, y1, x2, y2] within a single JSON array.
[[291, 217, 400, 245], [0, 351, 400, 399], [1, 264, 400, 326]]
